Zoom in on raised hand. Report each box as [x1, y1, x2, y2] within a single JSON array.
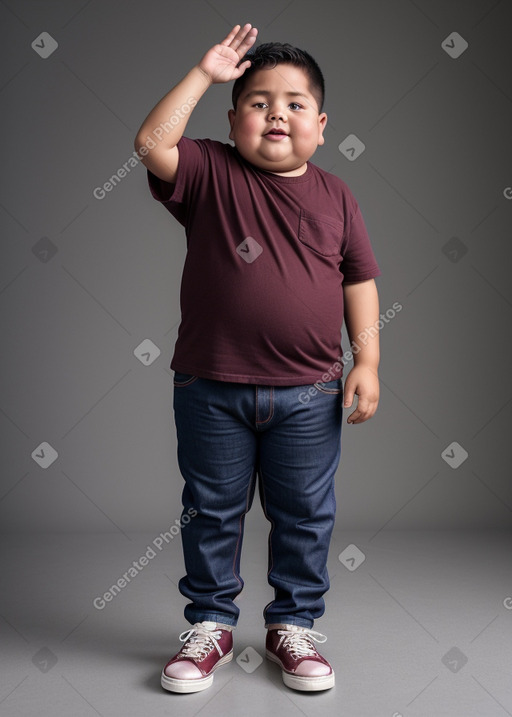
[[198, 23, 258, 84]]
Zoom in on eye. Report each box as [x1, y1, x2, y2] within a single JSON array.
[[253, 102, 268, 109], [289, 102, 302, 111]]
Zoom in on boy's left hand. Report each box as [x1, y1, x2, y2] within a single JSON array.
[[343, 365, 379, 424]]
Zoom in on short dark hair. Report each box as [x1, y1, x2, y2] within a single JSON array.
[[232, 42, 325, 112]]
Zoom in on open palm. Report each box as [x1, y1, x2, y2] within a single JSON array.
[[199, 24, 258, 84]]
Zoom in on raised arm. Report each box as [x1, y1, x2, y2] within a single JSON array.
[[133, 23, 258, 183]]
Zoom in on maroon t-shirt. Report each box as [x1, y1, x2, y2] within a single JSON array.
[[147, 136, 381, 386]]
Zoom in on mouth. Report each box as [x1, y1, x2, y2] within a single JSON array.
[[264, 128, 289, 141]]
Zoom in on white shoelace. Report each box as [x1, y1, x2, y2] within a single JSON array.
[[178, 623, 224, 660], [277, 628, 327, 660]]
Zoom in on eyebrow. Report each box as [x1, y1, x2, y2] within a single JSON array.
[[243, 90, 310, 101]]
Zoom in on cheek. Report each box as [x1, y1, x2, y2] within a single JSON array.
[[238, 115, 261, 138], [295, 119, 320, 144]]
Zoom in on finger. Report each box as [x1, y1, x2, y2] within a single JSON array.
[[232, 59, 252, 78], [346, 394, 362, 423], [347, 400, 360, 419], [355, 396, 370, 415], [348, 401, 377, 424], [348, 407, 365, 424], [236, 36, 256, 60], [220, 24, 242, 47], [238, 26, 258, 54], [230, 23, 253, 51]]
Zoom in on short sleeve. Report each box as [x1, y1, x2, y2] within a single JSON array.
[[340, 203, 381, 282], [146, 137, 207, 226]]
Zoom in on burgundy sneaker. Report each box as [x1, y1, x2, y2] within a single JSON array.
[[266, 624, 335, 691], [161, 621, 234, 693]]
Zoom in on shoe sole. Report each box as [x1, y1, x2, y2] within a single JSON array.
[[161, 650, 233, 693], [266, 650, 335, 691]]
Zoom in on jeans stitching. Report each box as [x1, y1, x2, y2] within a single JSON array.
[[173, 376, 199, 387], [258, 466, 275, 584], [258, 465, 276, 621], [314, 380, 343, 395], [231, 468, 257, 591], [255, 386, 274, 425]]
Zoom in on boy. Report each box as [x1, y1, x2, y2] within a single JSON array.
[[134, 23, 381, 694]]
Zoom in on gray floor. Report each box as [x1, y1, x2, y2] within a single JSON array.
[[1, 529, 511, 717]]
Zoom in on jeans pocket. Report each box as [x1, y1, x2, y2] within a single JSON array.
[[314, 378, 343, 395], [173, 372, 199, 387]]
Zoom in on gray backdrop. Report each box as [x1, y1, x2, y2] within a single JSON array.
[[1, 0, 511, 534]]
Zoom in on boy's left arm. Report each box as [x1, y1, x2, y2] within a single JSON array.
[[342, 278, 380, 424]]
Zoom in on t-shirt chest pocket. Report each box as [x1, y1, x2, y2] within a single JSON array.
[[298, 208, 344, 257]]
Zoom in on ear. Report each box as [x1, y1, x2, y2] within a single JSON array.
[[317, 112, 327, 146], [228, 109, 236, 141]]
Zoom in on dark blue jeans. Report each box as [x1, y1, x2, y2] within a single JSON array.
[[173, 372, 343, 629]]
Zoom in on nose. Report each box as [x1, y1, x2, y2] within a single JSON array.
[[268, 106, 287, 122]]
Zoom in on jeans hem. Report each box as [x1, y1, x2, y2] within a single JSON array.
[[264, 617, 314, 629], [185, 612, 238, 628]]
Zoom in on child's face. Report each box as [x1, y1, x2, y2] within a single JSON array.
[[228, 64, 327, 176]]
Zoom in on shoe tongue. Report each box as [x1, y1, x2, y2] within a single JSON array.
[[201, 621, 218, 630]]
